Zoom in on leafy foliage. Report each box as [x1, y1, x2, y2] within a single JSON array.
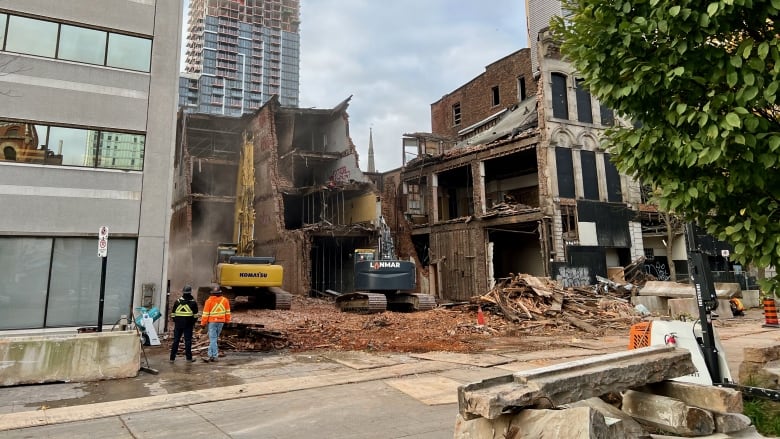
[[552, 0, 780, 293]]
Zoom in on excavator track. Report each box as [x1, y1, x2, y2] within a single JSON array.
[[386, 293, 437, 312], [336, 292, 387, 313], [267, 287, 292, 310]]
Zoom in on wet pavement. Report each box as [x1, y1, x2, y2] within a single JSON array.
[[0, 310, 777, 438]]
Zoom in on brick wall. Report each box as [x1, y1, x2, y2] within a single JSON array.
[[430, 49, 536, 139]]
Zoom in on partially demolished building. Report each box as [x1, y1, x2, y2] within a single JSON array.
[[394, 38, 644, 301], [170, 96, 385, 296]]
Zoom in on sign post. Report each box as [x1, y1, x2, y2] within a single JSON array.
[[97, 226, 109, 332]]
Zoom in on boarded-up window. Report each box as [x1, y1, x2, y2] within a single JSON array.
[[556, 147, 575, 198], [600, 105, 614, 126], [575, 79, 593, 123], [604, 153, 623, 202], [580, 150, 599, 200], [551, 73, 569, 119]]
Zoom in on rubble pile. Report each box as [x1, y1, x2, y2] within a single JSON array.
[[475, 274, 641, 336], [169, 275, 646, 355]]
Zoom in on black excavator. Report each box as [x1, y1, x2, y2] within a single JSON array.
[[335, 217, 436, 313]]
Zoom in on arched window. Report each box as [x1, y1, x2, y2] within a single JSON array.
[[551, 73, 569, 119]]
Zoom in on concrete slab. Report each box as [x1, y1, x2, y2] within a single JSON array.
[[0, 382, 86, 414], [0, 359, 459, 432], [322, 351, 403, 370], [1, 416, 135, 439], [410, 351, 513, 367], [500, 347, 602, 362], [120, 406, 229, 438], [385, 376, 461, 405]]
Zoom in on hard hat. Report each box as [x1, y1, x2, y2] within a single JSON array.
[[183, 285, 192, 293]]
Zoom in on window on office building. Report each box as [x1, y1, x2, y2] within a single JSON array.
[[0, 14, 6, 48], [5, 15, 58, 57], [0, 237, 136, 330], [58, 25, 107, 65], [0, 118, 144, 170], [1, 14, 151, 72], [107, 33, 151, 71]]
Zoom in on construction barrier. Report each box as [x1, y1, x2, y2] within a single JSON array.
[[763, 297, 779, 328]]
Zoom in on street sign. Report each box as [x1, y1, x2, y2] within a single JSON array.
[[98, 226, 109, 257]]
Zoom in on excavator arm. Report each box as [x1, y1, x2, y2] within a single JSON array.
[[234, 131, 255, 257]]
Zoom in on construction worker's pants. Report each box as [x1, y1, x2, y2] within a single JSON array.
[[170, 321, 194, 360], [207, 322, 224, 359]]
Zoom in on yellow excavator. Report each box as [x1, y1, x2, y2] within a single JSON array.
[[197, 132, 292, 310]]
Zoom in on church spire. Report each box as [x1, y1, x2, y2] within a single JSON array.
[[367, 127, 376, 173]]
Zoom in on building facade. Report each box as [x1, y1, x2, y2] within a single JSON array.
[[170, 97, 386, 297], [180, 0, 300, 115], [0, 1, 182, 331], [393, 31, 644, 301]]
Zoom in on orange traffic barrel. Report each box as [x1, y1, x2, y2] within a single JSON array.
[[763, 298, 780, 328]]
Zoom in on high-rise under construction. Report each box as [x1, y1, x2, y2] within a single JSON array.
[[179, 0, 300, 115]]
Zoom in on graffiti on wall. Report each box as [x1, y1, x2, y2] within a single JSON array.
[[330, 166, 350, 184], [643, 260, 671, 281], [556, 266, 590, 288]]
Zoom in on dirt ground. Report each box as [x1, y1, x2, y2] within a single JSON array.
[[188, 295, 641, 354]]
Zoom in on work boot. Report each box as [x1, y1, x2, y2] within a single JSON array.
[[187, 358, 196, 363]]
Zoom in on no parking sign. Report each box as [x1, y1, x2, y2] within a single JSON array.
[[98, 226, 109, 258]]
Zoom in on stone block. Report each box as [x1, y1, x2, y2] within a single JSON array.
[[739, 345, 780, 389], [667, 298, 731, 319], [714, 412, 752, 434], [640, 281, 740, 298], [622, 389, 715, 436], [567, 397, 648, 438], [742, 290, 760, 309], [458, 346, 696, 420], [631, 295, 668, 314], [0, 331, 140, 386], [641, 380, 743, 413], [454, 407, 611, 439]]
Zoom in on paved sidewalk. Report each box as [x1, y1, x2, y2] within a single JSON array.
[[0, 313, 776, 438]]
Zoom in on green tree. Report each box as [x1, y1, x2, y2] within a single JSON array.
[[552, 0, 780, 294]]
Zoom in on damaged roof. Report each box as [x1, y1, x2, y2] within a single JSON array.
[[456, 98, 538, 147]]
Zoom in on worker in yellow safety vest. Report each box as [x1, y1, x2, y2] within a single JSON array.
[[169, 285, 199, 363], [200, 285, 231, 362]]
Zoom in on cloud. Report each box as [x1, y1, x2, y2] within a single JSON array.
[[181, 1, 528, 172], [299, 1, 528, 171]]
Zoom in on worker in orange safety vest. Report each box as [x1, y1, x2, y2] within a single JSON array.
[[200, 285, 231, 362]]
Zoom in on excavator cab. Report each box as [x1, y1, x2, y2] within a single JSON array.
[[354, 249, 376, 262], [216, 243, 237, 264]]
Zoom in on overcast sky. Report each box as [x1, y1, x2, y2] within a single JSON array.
[[183, 1, 528, 172]]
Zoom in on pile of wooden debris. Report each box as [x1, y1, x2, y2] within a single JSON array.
[[474, 274, 641, 335]]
